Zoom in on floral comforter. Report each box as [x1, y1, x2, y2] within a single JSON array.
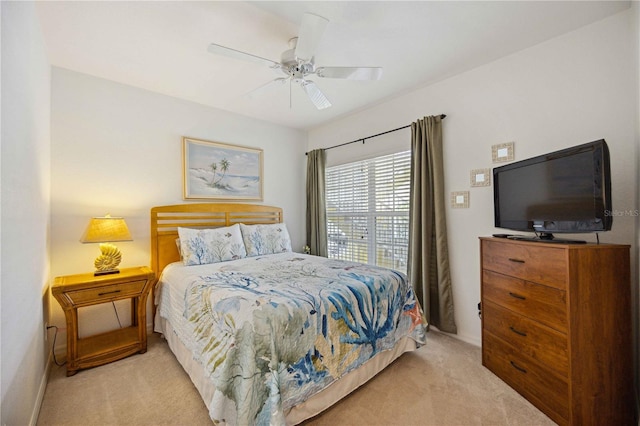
[[157, 252, 427, 425]]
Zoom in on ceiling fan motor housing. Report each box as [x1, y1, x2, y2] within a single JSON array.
[[280, 37, 315, 78]]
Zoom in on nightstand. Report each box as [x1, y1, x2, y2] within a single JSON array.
[[52, 266, 155, 376]]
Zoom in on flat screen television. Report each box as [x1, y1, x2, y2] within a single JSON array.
[[493, 139, 611, 243]]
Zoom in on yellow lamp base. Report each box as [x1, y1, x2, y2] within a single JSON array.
[[93, 243, 123, 276]]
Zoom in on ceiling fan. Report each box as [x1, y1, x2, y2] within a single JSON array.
[[207, 12, 382, 110]]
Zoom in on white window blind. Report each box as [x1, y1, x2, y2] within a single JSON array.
[[326, 150, 411, 274]]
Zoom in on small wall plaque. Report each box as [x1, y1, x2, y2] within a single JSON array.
[[492, 142, 515, 163], [451, 191, 469, 209], [471, 168, 491, 187]]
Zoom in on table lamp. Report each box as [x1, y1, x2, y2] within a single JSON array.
[[80, 215, 133, 275]]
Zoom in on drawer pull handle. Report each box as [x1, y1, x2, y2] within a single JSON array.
[[508, 258, 525, 263], [509, 326, 527, 337], [510, 360, 527, 374], [98, 290, 121, 296], [508, 292, 526, 300]]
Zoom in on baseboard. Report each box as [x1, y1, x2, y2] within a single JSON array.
[[449, 332, 481, 347], [29, 351, 52, 426], [429, 326, 481, 347]]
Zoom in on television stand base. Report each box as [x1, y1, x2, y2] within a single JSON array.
[[506, 234, 586, 244]]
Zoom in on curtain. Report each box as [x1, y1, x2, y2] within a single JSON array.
[[408, 115, 457, 333], [306, 149, 328, 257]]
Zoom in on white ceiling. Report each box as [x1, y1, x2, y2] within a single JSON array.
[[36, 1, 630, 130]]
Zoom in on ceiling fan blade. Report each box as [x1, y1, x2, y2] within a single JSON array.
[[294, 13, 329, 62], [300, 80, 331, 110], [245, 78, 288, 99], [316, 67, 383, 80], [207, 43, 280, 68]]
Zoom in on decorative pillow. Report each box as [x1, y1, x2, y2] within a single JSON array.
[[177, 224, 247, 266], [240, 223, 292, 257]]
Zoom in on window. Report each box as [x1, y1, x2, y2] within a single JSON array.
[[326, 151, 410, 274]]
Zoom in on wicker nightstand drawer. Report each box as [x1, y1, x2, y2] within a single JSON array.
[[66, 279, 147, 305]]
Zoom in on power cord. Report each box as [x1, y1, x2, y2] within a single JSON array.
[[112, 301, 122, 328], [47, 302, 121, 369], [47, 326, 66, 367]]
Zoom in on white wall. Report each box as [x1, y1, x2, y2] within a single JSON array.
[[309, 10, 638, 348], [1, 2, 52, 425], [49, 69, 307, 340]]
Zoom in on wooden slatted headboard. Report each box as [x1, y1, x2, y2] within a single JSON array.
[[150, 203, 283, 278]]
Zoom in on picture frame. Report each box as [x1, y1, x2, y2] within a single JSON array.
[[492, 142, 515, 163], [450, 191, 470, 209], [470, 168, 491, 187], [182, 137, 263, 200]]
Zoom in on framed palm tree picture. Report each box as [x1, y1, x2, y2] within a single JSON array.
[[182, 137, 264, 200]]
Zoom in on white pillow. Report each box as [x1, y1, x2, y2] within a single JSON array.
[[177, 224, 247, 266], [240, 223, 292, 257]]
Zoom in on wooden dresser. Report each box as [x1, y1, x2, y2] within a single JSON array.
[[480, 237, 634, 425]]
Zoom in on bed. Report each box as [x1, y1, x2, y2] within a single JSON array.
[[150, 203, 427, 425]]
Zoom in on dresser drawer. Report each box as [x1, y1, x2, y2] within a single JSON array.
[[66, 279, 148, 305], [483, 300, 568, 377], [483, 270, 567, 333], [483, 332, 569, 424], [482, 240, 567, 289]]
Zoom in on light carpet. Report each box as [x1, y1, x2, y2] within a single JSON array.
[[37, 330, 554, 425]]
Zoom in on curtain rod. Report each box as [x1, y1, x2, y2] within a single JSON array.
[[306, 114, 445, 155]]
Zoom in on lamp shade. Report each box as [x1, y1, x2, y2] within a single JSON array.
[[80, 215, 133, 243]]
